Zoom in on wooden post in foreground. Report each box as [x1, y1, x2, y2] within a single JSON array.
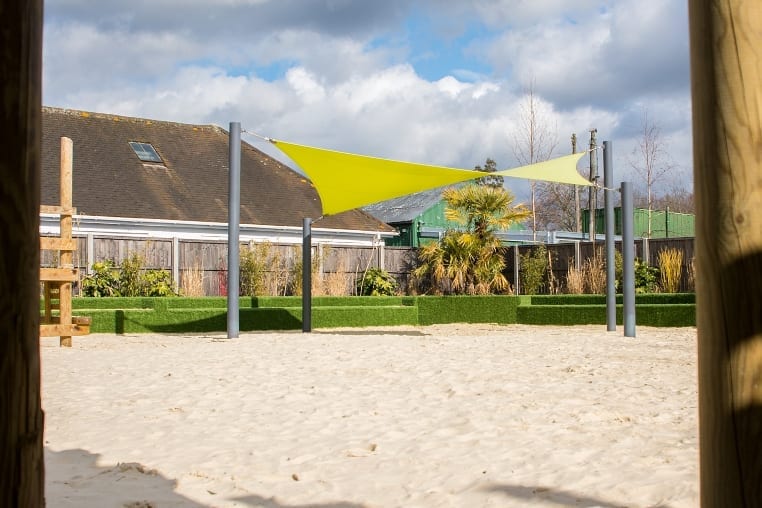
[[689, 1, 762, 505], [0, 0, 45, 504]]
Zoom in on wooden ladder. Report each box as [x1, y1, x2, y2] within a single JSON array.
[[40, 137, 90, 346]]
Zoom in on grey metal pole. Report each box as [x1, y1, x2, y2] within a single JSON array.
[[227, 122, 241, 339], [603, 141, 616, 331], [302, 217, 312, 332], [621, 181, 636, 337]]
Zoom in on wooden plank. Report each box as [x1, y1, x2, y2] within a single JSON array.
[[40, 237, 76, 251], [42, 282, 54, 323], [58, 281, 72, 347], [57, 138, 75, 347], [39, 205, 75, 215], [689, 1, 762, 505], [40, 267, 78, 282], [2, 2, 46, 502], [39, 323, 90, 337]]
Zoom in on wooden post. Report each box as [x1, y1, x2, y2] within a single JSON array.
[[39, 138, 88, 344], [59, 137, 73, 347], [689, 1, 762, 505], [0, 0, 46, 504]]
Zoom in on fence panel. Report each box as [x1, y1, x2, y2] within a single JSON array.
[[63, 236, 696, 296]]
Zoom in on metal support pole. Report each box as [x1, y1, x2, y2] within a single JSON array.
[[621, 181, 636, 337], [227, 122, 241, 339], [603, 141, 616, 331], [302, 217, 312, 332], [513, 245, 520, 295]]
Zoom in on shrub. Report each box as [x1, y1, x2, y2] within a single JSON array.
[[583, 253, 606, 294], [520, 245, 548, 295], [119, 253, 145, 297], [658, 248, 683, 293], [686, 256, 696, 292], [634, 258, 660, 293], [289, 246, 322, 296], [240, 246, 268, 296], [181, 263, 205, 297], [142, 269, 175, 296], [323, 252, 351, 296], [356, 267, 398, 296], [82, 254, 176, 297], [81, 260, 120, 297], [565, 260, 585, 294]]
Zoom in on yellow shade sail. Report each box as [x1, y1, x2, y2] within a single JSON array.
[[272, 139, 592, 216], [496, 152, 592, 186]]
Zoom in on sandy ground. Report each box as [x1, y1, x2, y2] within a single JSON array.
[[41, 324, 698, 508]]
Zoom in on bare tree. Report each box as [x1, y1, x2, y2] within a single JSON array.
[[535, 181, 581, 231], [636, 182, 694, 215], [511, 81, 558, 239], [534, 133, 590, 232], [629, 110, 674, 237]]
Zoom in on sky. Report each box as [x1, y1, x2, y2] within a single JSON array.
[[42, 0, 693, 201]]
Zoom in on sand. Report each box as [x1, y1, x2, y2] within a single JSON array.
[[41, 324, 698, 507]]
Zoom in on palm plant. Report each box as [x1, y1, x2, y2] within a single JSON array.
[[413, 185, 530, 294]]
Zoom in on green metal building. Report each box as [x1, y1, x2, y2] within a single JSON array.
[[363, 188, 460, 247], [582, 207, 695, 238], [363, 187, 525, 247]]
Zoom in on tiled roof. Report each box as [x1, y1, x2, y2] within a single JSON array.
[[363, 187, 451, 223], [41, 107, 393, 232]]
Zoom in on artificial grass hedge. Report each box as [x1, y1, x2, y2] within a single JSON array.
[[417, 296, 518, 325], [517, 303, 695, 327], [528, 293, 695, 306], [66, 293, 694, 333]]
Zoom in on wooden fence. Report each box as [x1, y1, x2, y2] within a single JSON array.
[[41, 235, 695, 296], [504, 237, 696, 294]]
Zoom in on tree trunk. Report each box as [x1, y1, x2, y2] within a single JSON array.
[[0, 1, 45, 506], [689, 0, 762, 505]]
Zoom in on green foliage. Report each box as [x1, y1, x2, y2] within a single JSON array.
[[142, 270, 175, 296], [442, 185, 530, 238], [356, 267, 398, 296], [414, 185, 529, 295], [80, 253, 176, 297], [634, 258, 660, 293], [415, 232, 508, 294], [80, 260, 120, 297], [474, 158, 504, 188], [520, 245, 549, 295], [119, 253, 146, 296]]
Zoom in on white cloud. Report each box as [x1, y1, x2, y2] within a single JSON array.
[[42, 0, 694, 203], [286, 67, 326, 103]]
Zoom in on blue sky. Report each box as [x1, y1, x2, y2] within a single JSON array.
[[42, 0, 693, 201]]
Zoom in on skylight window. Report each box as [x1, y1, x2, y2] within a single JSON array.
[[129, 142, 163, 163]]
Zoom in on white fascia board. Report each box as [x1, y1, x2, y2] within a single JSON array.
[[40, 214, 396, 247]]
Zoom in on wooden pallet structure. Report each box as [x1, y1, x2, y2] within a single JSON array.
[[40, 137, 90, 346]]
